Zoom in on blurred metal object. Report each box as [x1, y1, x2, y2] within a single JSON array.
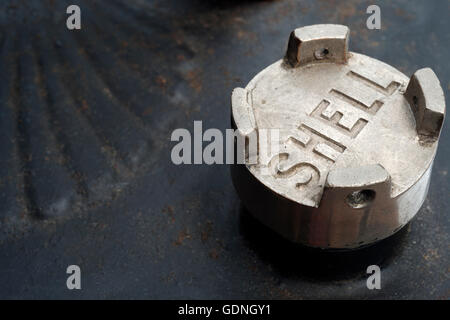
[[231, 24, 445, 249]]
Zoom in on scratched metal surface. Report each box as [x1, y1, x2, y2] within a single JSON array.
[[0, 0, 448, 299]]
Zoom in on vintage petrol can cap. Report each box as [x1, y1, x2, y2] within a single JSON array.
[[231, 24, 445, 249]]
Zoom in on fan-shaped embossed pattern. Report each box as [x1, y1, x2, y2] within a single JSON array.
[[0, 0, 199, 236]]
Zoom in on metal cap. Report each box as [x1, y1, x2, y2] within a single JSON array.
[[231, 24, 445, 249]]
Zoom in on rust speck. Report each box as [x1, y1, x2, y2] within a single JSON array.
[[201, 220, 213, 243], [209, 248, 219, 259], [423, 248, 440, 262], [185, 70, 202, 93], [174, 228, 191, 246], [395, 8, 415, 21], [156, 75, 167, 89], [162, 205, 175, 224], [142, 107, 153, 116], [81, 99, 89, 111]]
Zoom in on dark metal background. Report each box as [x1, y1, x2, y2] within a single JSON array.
[[0, 0, 448, 299]]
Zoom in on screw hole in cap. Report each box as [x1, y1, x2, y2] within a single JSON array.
[[314, 48, 329, 59], [345, 189, 376, 209]]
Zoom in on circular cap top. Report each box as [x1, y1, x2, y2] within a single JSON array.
[[232, 24, 445, 208]]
